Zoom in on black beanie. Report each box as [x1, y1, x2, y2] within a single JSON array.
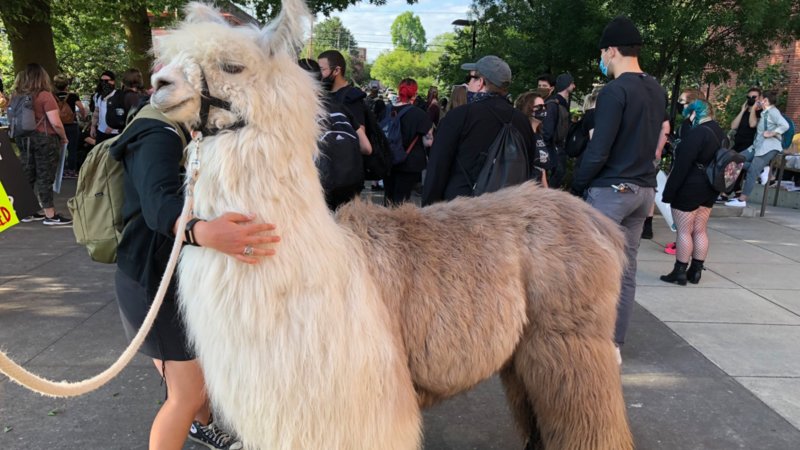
[[101, 70, 116, 81], [598, 16, 642, 49]]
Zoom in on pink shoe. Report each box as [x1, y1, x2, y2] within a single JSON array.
[[664, 242, 677, 255]]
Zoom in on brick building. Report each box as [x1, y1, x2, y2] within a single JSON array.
[[714, 41, 800, 124], [764, 41, 800, 123]]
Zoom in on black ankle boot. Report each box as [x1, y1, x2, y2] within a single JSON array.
[[687, 259, 704, 284], [660, 261, 688, 285], [641, 216, 654, 239]]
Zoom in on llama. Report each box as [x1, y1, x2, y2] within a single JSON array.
[[150, 2, 634, 449]]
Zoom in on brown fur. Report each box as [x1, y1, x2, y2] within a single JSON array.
[[337, 182, 634, 449]]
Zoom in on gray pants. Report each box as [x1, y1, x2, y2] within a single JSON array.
[[741, 149, 779, 197], [587, 185, 656, 345]]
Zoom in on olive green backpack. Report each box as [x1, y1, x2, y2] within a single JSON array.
[[68, 105, 187, 263]]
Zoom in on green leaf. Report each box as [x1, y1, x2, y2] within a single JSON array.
[[3, 426, 12, 433]]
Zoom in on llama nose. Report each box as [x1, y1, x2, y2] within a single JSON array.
[[154, 78, 172, 92]]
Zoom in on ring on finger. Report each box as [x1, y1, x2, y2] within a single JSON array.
[[243, 245, 254, 256]]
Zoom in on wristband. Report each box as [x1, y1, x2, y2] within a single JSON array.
[[184, 218, 204, 247]]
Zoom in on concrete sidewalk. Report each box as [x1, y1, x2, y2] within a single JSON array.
[[1, 180, 800, 449]]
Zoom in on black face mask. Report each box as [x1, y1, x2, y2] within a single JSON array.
[[747, 96, 757, 106], [676, 103, 685, 115], [532, 109, 546, 121], [320, 75, 335, 91], [99, 80, 114, 97]]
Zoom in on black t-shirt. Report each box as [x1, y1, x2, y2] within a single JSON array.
[[572, 72, 666, 193], [394, 104, 433, 173], [662, 121, 725, 211], [733, 108, 759, 152], [422, 95, 536, 205]]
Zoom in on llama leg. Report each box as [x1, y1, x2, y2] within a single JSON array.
[[514, 334, 633, 450], [499, 365, 542, 449]]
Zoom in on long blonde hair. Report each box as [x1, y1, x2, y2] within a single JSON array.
[[13, 63, 52, 96]]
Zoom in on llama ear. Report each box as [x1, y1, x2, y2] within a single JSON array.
[[259, 0, 312, 57], [184, 2, 228, 25]]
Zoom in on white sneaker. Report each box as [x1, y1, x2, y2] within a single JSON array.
[[725, 198, 747, 208], [759, 167, 770, 185]]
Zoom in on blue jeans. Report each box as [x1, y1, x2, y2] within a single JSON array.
[[586, 184, 656, 345], [741, 149, 779, 198]]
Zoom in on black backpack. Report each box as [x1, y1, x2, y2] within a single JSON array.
[[564, 118, 589, 157], [546, 98, 570, 148], [104, 90, 127, 130], [317, 104, 364, 192], [698, 127, 745, 194], [461, 107, 530, 196]]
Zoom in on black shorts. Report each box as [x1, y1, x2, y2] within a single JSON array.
[[114, 269, 194, 361]]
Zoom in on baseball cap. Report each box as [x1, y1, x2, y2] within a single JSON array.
[[461, 55, 512, 88]]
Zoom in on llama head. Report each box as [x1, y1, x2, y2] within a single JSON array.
[[151, 1, 316, 137]]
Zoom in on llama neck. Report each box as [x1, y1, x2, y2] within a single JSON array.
[[191, 130, 340, 241]]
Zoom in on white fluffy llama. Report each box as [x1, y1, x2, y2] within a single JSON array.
[[151, 2, 634, 449]]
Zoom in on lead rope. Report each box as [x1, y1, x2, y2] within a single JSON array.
[[0, 133, 204, 398]]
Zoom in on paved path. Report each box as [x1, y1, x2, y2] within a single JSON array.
[[1, 181, 799, 449]]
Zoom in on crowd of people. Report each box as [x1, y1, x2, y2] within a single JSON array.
[[1, 12, 798, 450]]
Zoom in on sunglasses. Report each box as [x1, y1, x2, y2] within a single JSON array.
[[465, 74, 480, 83], [747, 95, 758, 100], [532, 104, 546, 111]]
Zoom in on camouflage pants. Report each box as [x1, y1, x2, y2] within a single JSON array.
[[16, 133, 60, 209]]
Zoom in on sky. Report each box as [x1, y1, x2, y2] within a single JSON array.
[[315, 0, 473, 62]]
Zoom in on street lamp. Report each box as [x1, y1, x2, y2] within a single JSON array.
[[451, 19, 477, 59]]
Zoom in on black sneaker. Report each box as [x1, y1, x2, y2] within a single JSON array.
[[21, 212, 46, 222], [42, 214, 73, 226], [188, 421, 243, 450]]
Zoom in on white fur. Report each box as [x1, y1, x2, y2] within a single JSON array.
[[153, 3, 420, 449]]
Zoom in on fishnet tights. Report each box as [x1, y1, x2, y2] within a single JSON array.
[[672, 207, 712, 264]]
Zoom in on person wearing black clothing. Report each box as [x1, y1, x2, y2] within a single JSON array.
[[423, 55, 535, 205], [571, 17, 666, 358], [660, 99, 723, 285], [385, 78, 434, 204], [541, 73, 575, 188], [109, 105, 279, 449], [319, 50, 372, 157], [53, 74, 88, 176], [514, 89, 552, 185], [298, 58, 365, 210], [731, 87, 762, 152]]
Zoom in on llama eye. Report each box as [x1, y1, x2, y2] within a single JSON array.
[[220, 63, 245, 74]]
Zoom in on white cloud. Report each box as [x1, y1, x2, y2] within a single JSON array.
[[314, 0, 472, 62]]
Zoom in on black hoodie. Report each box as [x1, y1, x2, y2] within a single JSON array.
[[109, 118, 190, 299]]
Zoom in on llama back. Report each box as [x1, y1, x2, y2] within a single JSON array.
[[337, 182, 627, 401]]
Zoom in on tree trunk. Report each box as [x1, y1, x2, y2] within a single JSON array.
[[0, 0, 58, 77], [120, 0, 154, 88], [669, 68, 682, 126]]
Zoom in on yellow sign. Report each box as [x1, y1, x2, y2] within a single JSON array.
[[0, 180, 20, 233]]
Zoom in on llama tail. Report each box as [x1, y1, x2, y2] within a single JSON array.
[[0, 196, 192, 398]]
